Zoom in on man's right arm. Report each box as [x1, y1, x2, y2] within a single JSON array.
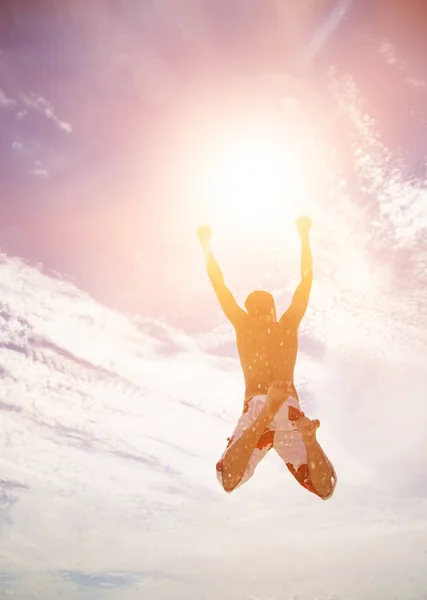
[[197, 226, 247, 326]]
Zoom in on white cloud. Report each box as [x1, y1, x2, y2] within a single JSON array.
[[407, 76, 426, 89], [20, 93, 72, 133], [0, 88, 15, 108], [1, 216, 427, 600], [29, 167, 49, 178], [379, 40, 426, 90], [380, 40, 398, 66]]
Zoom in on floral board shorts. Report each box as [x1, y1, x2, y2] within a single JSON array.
[[216, 394, 337, 499]]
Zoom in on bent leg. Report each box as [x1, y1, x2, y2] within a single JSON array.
[[217, 383, 288, 493], [274, 427, 337, 500], [296, 417, 337, 500], [303, 436, 337, 499], [216, 422, 273, 493], [216, 392, 280, 492]]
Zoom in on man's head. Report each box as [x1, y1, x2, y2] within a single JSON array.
[[244, 290, 277, 321]]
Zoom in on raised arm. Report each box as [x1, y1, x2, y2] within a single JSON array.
[[280, 216, 313, 325], [197, 225, 247, 326]]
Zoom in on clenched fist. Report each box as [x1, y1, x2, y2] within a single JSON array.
[[196, 224, 212, 247], [295, 216, 312, 237]]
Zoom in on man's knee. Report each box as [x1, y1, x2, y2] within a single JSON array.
[[218, 471, 237, 493], [222, 478, 236, 493], [316, 474, 337, 501], [317, 486, 334, 501], [216, 460, 239, 493]]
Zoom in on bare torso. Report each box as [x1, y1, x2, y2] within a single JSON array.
[[235, 316, 299, 401]]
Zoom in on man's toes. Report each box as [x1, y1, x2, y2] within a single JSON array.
[[296, 417, 319, 434], [296, 417, 308, 431]]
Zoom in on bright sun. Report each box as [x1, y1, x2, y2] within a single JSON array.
[[198, 127, 307, 235]]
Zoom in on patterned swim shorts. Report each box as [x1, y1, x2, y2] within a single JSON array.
[[216, 394, 337, 499]]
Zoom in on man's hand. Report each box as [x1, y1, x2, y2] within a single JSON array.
[[264, 381, 289, 422], [295, 216, 312, 238], [197, 224, 212, 247]]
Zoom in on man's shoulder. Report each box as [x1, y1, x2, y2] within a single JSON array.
[[232, 312, 252, 331], [277, 314, 299, 331]]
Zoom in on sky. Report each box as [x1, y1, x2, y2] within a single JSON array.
[[1, 1, 427, 599]]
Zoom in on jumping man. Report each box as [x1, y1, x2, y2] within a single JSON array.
[[197, 217, 337, 500]]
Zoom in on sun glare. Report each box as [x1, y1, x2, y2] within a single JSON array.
[[200, 129, 307, 235]]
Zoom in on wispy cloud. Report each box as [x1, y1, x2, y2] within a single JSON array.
[[20, 93, 72, 134], [29, 166, 49, 179], [379, 39, 426, 90], [407, 76, 427, 89], [0, 88, 15, 108], [380, 40, 399, 66], [1, 87, 72, 133], [0, 85, 72, 181]]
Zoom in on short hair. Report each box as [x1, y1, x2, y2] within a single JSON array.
[[244, 290, 276, 318]]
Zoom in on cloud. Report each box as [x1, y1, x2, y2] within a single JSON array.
[[0, 88, 15, 108], [0, 87, 72, 135], [0, 252, 241, 546], [0, 89, 72, 181], [407, 76, 426, 88], [58, 570, 159, 589], [20, 93, 72, 133], [11, 140, 23, 152], [1, 195, 427, 598], [29, 167, 49, 178], [379, 39, 426, 90], [380, 40, 398, 65]]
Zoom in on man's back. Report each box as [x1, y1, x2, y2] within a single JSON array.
[[235, 316, 299, 400]]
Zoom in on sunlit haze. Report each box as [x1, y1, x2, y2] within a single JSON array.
[[200, 125, 306, 233]]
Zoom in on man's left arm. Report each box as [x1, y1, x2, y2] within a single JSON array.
[[281, 216, 313, 325]]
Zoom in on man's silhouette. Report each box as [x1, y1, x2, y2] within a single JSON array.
[[197, 217, 336, 499]]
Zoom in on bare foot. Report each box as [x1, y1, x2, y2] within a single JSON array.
[[296, 416, 320, 446], [265, 381, 288, 421]]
